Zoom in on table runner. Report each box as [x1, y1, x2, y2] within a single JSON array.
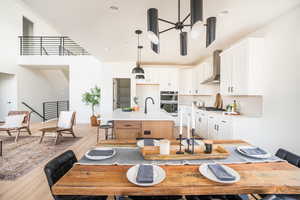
[[77, 145, 283, 166]]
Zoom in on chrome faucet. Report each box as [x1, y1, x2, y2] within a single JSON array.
[[144, 97, 155, 114]]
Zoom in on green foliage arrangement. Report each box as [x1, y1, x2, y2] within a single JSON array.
[[82, 86, 101, 116]]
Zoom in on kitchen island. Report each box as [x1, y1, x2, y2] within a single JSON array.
[[102, 109, 175, 139]]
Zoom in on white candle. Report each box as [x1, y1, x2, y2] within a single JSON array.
[[187, 116, 190, 139], [179, 110, 183, 135], [191, 103, 195, 129], [159, 139, 170, 155]]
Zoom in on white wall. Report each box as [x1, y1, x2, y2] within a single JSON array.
[[232, 6, 300, 154], [136, 85, 160, 111], [0, 0, 59, 74], [69, 57, 103, 123], [0, 73, 18, 121], [17, 67, 69, 122], [0, 0, 65, 121]]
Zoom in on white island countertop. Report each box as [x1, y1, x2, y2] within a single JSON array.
[[101, 109, 175, 121]]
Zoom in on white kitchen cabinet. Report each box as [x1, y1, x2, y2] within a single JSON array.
[[179, 68, 194, 95], [195, 111, 208, 138], [157, 68, 179, 91], [142, 67, 179, 91], [215, 119, 233, 140], [207, 115, 233, 140], [220, 37, 264, 95], [207, 115, 217, 139]]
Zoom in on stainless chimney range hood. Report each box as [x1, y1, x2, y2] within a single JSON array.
[[201, 50, 222, 84]]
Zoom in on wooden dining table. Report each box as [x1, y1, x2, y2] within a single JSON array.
[[52, 140, 300, 196]]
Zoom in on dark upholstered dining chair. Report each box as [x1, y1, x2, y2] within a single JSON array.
[[276, 148, 300, 167], [129, 196, 182, 200], [257, 148, 300, 200], [44, 150, 107, 200]]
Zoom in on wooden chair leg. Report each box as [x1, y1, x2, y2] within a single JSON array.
[[55, 132, 60, 145], [39, 131, 45, 144], [15, 130, 21, 143], [6, 130, 12, 136], [97, 127, 100, 143], [70, 130, 76, 138], [27, 127, 32, 135], [105, 128, 108, 140]]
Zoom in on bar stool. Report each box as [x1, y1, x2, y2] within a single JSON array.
[[97, 120, 114, 143]]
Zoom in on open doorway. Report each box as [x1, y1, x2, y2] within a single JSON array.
[[0, 73, 17, 121], [113, 78, 131, 110]]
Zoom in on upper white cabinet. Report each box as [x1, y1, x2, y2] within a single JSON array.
[[179, 58, 218, 95], [220, 37, 264, 95], [142, 67, 179, 91], [179, 68, 194, 94]]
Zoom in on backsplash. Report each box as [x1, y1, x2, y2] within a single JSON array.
[[179, 95, 263, 117]]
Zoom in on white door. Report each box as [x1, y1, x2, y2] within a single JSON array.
[[0, 74, 16, 121]]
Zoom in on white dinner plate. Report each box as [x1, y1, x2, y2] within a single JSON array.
[[236, 145, 271, 159], [85, 147, 116, 161], [126, 164, 166, 186], [137, 139, 160, 148], [199, 163, 240, 184]]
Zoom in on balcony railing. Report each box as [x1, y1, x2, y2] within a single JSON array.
[[22, 100, 69, 122], [19, 36, 89, 56]]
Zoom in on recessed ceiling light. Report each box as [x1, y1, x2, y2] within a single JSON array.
[[109, 6, 119, 11]]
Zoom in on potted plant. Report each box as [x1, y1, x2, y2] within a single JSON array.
[[82, 86, 101, 126]]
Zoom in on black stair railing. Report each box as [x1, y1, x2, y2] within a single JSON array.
[[43, 101, 69, 122], [22, 100, 69, 122], [19, 36, 89, 56], [21, 102, 45, 121]]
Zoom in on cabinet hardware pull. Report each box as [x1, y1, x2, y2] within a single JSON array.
[[124, 124, 131, 127], [228, 87, 230, 93]]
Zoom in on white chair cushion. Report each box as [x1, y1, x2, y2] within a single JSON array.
[[2, 114, 25, 128], [57, 111, 74, 129]]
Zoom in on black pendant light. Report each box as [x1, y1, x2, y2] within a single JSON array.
[[206, 17, 216, 47], [135, 74, 145, 79], [190, 0, 203, 39], [147, 8, 159, 45], [131, 30, 145, 77], [146, 0, 217, 55], [151, 42, 160, 54], [180, 32, 187, 56]]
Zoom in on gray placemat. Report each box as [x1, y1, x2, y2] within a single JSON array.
[[76, 146, 283, 166]]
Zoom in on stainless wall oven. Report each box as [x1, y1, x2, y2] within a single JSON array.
[[160, 91, 178, 116]]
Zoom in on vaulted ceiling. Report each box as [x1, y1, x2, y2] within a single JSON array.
[[23, 0, 300, 65]]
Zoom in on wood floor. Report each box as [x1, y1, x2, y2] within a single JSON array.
[[0, 121, 105, 200]]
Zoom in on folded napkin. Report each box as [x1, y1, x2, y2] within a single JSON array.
[[240, 147, 267, 156], [136, 165, 154, 183], [87, 149, 114, 157], [208, 164, 236, 181], [143, 139, 154, 146]]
